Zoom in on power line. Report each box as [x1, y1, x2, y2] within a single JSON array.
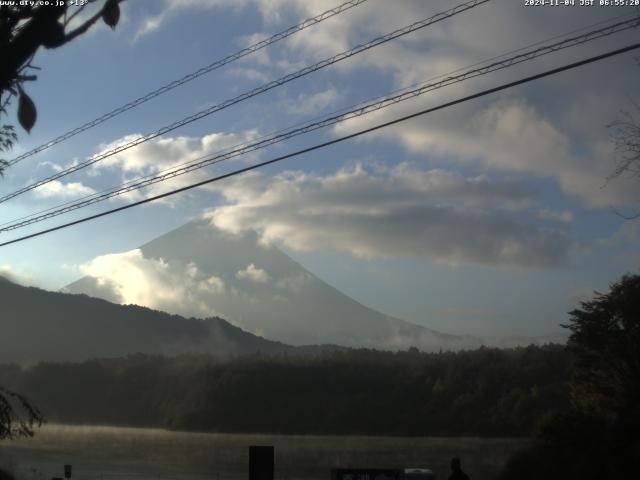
[[2, 14, 637, 232], [2, 41, 638, 248], [0, 0, 491, 205], [1, 14, 637, 233], [5, 0, 371, 167]]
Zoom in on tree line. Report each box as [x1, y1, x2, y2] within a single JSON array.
[[0, 344, 572, 437]]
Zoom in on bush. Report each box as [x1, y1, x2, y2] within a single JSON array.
[[0, 468, 15, 480]]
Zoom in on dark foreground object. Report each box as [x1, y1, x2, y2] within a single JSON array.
[[249, 445, 274, 480]]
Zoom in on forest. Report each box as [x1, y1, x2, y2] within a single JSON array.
[[0, 345, 571, 437]]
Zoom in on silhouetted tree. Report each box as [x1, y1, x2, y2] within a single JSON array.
[[0, 0, 124, 174], [498, 273, 640, 480], [609, 101, 640, 188], [0, 0, 124, 437], [564, 273, 640, 419], [607, 59, 640, 218], [0, 386, 42, 440]]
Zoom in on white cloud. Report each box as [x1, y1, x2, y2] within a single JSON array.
[[283, 87, 341, 116], [37, 160, 64, 173], [33, 180, 95, 199], [79, 249, 225, 318], [135, 15, 164, 39], [87, 130, 262, 205], [204, 163, 569, 268], [136, 0, 357, 41], [236, 263, 271, 283], [334, 97, 640, 208], [201, 274, 226, 294], [134, 0, 251, 40], [161, 0, 637, 210], [93, 130, 259, 174], [0, 265, 34, 286], [275, 272, 311, 292], [227, 67, 271, 83]]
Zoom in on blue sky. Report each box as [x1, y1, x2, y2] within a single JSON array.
[[1, 0, 639, 338]]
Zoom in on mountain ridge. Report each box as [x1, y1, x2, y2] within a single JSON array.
[[0, 276, 294, 364]]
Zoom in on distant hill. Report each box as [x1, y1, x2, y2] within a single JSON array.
[[66, 220, 479, 351], [0, 276, 290, 363]]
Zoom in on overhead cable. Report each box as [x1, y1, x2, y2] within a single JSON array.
[[6, 0, 372, 166], [1, 14, 637, 233], [0, 0, 491, 204], [1, 41, 638, 248]]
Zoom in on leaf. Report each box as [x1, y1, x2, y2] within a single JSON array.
[[17, 89, 37, 134], [102, 0, 120, 30], [41, 21, 66, 48]]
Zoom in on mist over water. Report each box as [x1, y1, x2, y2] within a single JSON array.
[[0, 425, 524, 480]]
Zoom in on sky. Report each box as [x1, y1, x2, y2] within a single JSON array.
[[1, 0, 639, 338]]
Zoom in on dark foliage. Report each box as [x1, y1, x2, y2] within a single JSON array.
[[0, 0, 123, 173], [609, 101, 640, 185], [497, 274, 640, 479], [0, 345, 571, 437], [0, 124, 15, 175], [497, 408, 640, 480], [606, 60, 640, 218], [0, 469, 14, 480], [0, 385, 43, 440], [564, 273, 640, 418]]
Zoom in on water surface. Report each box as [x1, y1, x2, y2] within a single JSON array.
[[0, 425, 525, 480]]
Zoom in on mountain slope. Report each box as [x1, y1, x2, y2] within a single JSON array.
[[0, 276, 288, 363], [66, 220, 478, 350]]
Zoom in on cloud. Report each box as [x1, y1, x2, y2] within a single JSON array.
[[203, 163, 570, 268], [538, 209, 573, 224], [283, 87, 341, 116], [93, 130, 259, 174], [227, 67, 272, 83], [0, 265, 34, 286], [79, 249, 225, 318], [33, 180, 95, 199], [135, 15, 164, 39], [134, 0, 251, 40], [87, 130, 261, 204], [599, 221, 640, 248], [135, 0, 357, 40], [276, 272, 311, 292], [236, 263, 271, 283], [37, 160, 65, 173], [591, 220, 640, 266], [169, 0, 637, 210], [335, 97, 640, 208]]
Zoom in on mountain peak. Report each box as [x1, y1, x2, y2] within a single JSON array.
[[66, 220, 478, 351]]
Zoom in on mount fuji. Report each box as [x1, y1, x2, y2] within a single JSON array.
[[65, 219, 479, 351]]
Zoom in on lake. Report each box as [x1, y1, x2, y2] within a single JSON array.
[[0, 425, 526, 480]]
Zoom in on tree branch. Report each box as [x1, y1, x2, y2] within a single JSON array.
[[60, 0, 125, 45], [64, 4, 88, 28]]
